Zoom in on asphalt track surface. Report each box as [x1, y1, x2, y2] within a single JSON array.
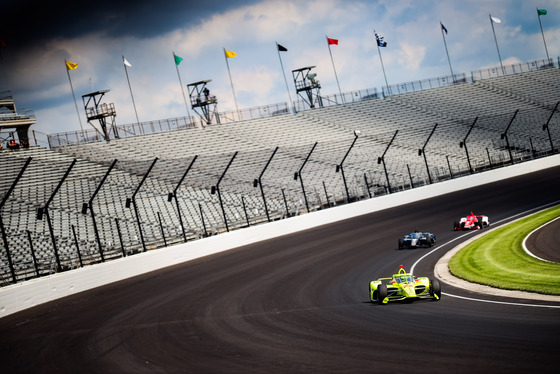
[[1, 166, 559, 373], [525, 214, 560, 263]]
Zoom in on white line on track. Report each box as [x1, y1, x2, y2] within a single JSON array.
[[410, 201, 560, 308], [522, 215, 560, 263], [441, 292, 560, 308]]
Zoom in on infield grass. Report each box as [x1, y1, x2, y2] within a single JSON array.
[[448, 205, 560, 295]]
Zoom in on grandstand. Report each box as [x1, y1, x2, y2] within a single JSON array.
[[1, 58, 559, 286]]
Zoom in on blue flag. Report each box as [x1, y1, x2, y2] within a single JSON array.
[[375, 32, 387, 47]]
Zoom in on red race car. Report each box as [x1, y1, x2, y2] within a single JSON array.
[[454, 211, 489, 230]]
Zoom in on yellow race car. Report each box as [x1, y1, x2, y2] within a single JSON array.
[[369, 265, 441, 304]]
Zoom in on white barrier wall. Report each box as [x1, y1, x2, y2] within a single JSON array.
[[1, 155, 559, 317]]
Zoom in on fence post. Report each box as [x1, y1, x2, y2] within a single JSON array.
[[71, 225, 83, 268], [363, 173, 372, 198], [157, 212, 167, 247], [211, 152, 238, 232], [406, 164, 414, 188], [418, 124, 438, 184], [26, 230, 39, 277], [501, 110, 519, 164], [281, 188, 289, 217], [126, 157, 158, 252], [336, 132, 359, 203], [242, 196, 250, 227], [322, 182, 331, 208], [168, 155, 198, 242], [254, 147, 278, 222], [460, 117, 478, 174], [0, 157, 32, 283], [199, 203, 208, 237], [37, 159, 77, 272], [378, 130, 398, 193], [543, 102, 559, 154], [294, 142, 318, 213], [82, 159, 117, 263], [115, 218, 126, 257]]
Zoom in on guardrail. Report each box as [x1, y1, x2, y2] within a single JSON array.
[[0, 110, 36, 122], [471, 57, 559, 81], [382, 73, 468, 97]]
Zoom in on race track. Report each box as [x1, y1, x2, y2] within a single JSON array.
[[525, 213, 560, 263], [1, 166, 559, 373]]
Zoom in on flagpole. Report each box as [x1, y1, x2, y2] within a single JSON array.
[[276, 42, 294, 113], [65, 59, 84, 132], [440, 22, 455, 83], [374, 30, 389, 94], [173, 51, 193, 127], [122, 55, 140, 128], [326, 36, 344, 103], [224, 48, 240, 118], [489, 14, 504, 75], [537, 8, 550, 64]]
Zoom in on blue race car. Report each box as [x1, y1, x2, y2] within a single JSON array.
[[398, 230, 436, 249]]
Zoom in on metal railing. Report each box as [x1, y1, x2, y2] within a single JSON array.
[[471, 57, 559, 81], [1, 137, 558, 286], [382, 73, 468, 97], [46, 56, 558, 149]]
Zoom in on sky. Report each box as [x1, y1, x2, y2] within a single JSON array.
[[1, 0, 558, 144]]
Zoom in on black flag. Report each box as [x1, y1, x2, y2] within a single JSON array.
[[277, 44, 288, 52]]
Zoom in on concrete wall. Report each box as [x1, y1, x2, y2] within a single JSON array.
[[1, 155, 559, 318]]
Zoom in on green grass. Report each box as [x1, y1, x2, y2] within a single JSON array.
[[448, 205, 560, 295]]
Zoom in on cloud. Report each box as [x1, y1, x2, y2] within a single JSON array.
[[3, 0, 560, 140], [397, 43, 426, 71]]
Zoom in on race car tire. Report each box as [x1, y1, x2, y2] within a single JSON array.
[[460, 222, 465, 229], [378, 284, 388, 305], [453, 221, 460, 230], [369, 285, 377, 303], [430, 279, 441, 300], [398, 238, 404, 250]]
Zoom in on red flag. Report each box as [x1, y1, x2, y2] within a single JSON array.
[[327, 37, 338, 45]]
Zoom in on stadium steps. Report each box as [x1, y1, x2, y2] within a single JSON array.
[[3, 64, 560, 284]]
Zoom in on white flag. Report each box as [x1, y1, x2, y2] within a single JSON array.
[[123, 58, 132, 67], [491, 16, 501, 23]]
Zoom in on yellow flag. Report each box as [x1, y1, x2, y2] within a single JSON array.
[[224, 50, 237, 58], [66, 61, 78, 70]]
